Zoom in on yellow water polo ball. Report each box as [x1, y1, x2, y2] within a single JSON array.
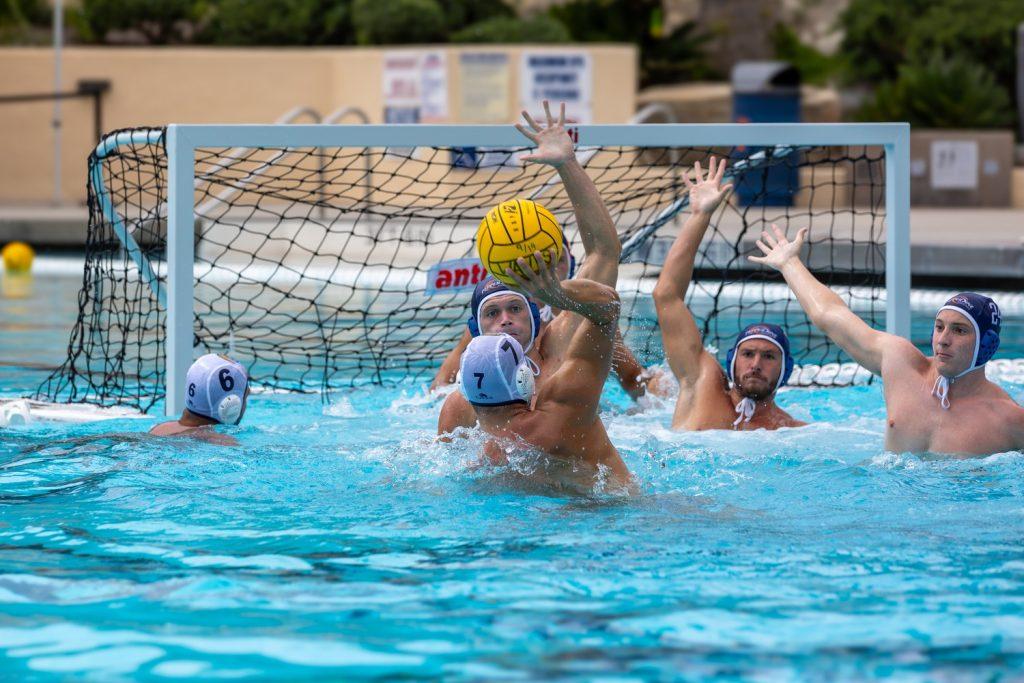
[[2, 242, 35, 274], [476, 199, 563, 287]]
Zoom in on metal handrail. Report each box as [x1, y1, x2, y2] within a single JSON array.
[[322, 107, 372, 209], [194, 106, 325, 219]]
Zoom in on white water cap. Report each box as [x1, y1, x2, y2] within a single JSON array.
[[185, 354, 249, 424]]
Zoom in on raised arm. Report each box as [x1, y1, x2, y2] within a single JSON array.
[[749, 225, 900, 375], [506, 252, 619, 411], [515, 101, 620, 287], [651, 157, 732, 385]]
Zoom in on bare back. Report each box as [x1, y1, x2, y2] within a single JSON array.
[[463, 276, 632, 490], [149, 420, 239, 446], [489, 321, 630, 486], [437, 311, 576, 435]]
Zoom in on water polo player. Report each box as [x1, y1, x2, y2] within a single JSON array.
[[439, 101, 645, 437], [751, 224, 1023, 455], [652, 157, 807, 430], [150, 353, 250, 445]]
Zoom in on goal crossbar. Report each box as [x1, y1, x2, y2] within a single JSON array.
[[93, 121, 911, 415]]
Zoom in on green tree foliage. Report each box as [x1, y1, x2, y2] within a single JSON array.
[[903, 0, 1024, 113], [770, 23, 844, 86], [1, 0, 49, 26], [351, 0, 446, 45], [451, 14, 570, 44], [436, 0, 513, 33], [0, 0, 50, 43], [838, 0, 930, 84], [74, 0, 201, 44], [202, 0, 351, 46], [857, 54, 1013, 129], [549, 0, 714, 86], [840, 0, 1024, 131]]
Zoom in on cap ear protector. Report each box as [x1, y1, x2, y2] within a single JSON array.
[[514, 361, 536, 400], [216, 393, 244, 425], [977, 328, 1001, 366]]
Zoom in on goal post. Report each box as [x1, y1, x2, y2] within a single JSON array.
[[41, 121, 910, 415]]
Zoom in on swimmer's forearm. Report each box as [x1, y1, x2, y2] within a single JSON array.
[[557, 158, 620, 262], [557, 279, 621, 326], [653, 210, 714, 298], [780, 257, 849, 327]]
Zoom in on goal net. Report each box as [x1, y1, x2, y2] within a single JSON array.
[[38, 123, 908, 413]]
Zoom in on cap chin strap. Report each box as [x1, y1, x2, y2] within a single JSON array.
[[733, 397, 756, 428], [931, 365, 983, 411]]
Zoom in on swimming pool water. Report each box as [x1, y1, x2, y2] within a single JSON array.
[[2, 268, 1024, 680]]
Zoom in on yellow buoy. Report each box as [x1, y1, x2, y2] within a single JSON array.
[[2, 241, 35, 274]]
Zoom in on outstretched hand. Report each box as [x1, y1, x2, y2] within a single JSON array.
[[684, 156, 733, 215], [748, 224, 809, 271], [515, 100, 574, 168], [505, 249, 566, 309]]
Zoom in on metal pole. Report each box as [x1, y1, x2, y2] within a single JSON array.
[[166, 125, 196, 416], [52, 0, 63, 205], [1018, 23, 1024, 141], [93, 91, 102, 143], [884, 124, 911, 339]]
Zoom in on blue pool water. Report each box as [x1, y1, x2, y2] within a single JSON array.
[[2, 267, 1024, 680]]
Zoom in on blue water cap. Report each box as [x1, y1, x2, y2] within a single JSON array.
[[726, 323, 794, 391], [466, 275, 541, 350], [459, 333, 537, 407], [936, 292, 1001, 372]]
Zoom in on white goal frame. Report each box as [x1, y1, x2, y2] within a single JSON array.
[[158, 122, 910, 416]]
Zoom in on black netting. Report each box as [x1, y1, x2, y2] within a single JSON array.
[[39, 128, 886, 411]]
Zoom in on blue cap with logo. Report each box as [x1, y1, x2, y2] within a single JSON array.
[[466, 276, 542, 350], [726, 323, 794, 391], [936, 292, 1001, 374]]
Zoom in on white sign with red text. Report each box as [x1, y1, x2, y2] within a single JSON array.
[[425, 258, 490, 296]]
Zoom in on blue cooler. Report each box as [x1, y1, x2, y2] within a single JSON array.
[[731, 61, 801, 207]]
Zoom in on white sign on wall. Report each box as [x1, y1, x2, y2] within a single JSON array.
[[383, 51, 421, 124], [519, 51, 592, 124], [930, 140, 978, 190], [420, 51, 448, 123], [383, 50, 449, 124]]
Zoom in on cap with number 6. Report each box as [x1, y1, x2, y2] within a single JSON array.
[[185, 353, 249, 424]]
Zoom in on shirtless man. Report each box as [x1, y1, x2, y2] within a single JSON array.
[[438, 101, 628, 434], [652, 157, 806, 430], [150, 353, 249, 445], [751, 224, 1023, 455], [457, 252, 632, 490], [429, 238, 656, 401]]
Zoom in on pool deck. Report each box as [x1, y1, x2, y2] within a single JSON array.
[[1, 204, 1021, 284]]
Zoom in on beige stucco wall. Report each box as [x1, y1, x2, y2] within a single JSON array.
[[0, 45, 637, 204]]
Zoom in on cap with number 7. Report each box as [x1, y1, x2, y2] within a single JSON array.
[[458, 333, 536, 407]]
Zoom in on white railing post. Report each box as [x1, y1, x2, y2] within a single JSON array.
[[165, 125, 195, 416], [885, 124, 911, 338]]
